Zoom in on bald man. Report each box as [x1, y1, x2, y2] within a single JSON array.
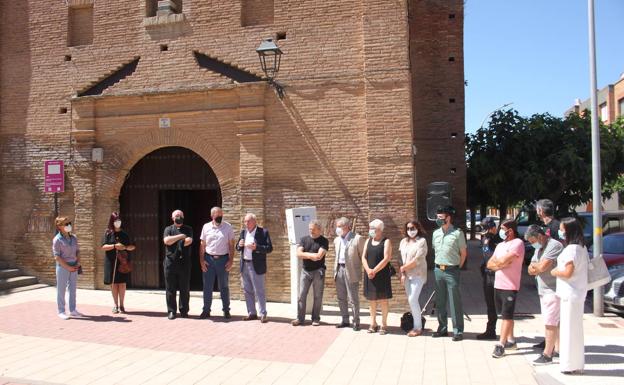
[[163, 209, 193, 320]]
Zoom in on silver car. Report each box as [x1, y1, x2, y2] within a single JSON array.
[[604, 265, 624, 316]]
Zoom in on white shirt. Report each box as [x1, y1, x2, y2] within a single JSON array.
[[200, 221, 235, 256], [243, 227, 257, 261], [556, 244, 589, 301], [399, 237, 428, 282], [337, 232, 351, 264]]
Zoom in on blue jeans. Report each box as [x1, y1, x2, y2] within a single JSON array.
[[202, 254, 230, 312], [404, 276, 425, 330], [241, 260, 267, 316], [56, 263, 77, 314]]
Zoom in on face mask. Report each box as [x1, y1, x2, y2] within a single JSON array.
[[214, 216, 223, 224], [558, 230, 565, 240], [531, 242, 541, 250], [499, 229, 507, 240], [368, 229, 376, 238], [113, 220, 122, 228], [407, 230, 418, 238], [174, 217, 184, 225], [64, 225, 72, 233], [435, 218, 446, 227], [335, 227, 344, 237]]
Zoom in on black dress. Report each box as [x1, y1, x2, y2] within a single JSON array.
[[363, 238, 393, 300], [102, 230, 133, 285]]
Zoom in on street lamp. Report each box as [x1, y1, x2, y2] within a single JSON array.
[[256, 38, 284, 98], [479, 102, 513, 130]]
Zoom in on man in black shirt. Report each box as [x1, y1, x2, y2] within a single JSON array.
[[477, 218, 502, 340], [292, 219, 328, 327], [537, 199, 560, 241], [162, 209, 193, 320]]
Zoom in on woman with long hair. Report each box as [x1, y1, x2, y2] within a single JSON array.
[[101, 212, 135, 313], [550, 217, 588, 375]]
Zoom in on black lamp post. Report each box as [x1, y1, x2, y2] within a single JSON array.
[[256, 38, 284, 98]]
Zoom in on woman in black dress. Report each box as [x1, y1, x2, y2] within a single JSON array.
[[101, 212, 135, 313], [362, 218, 393, 335]]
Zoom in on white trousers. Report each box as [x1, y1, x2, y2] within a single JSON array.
[[559, 298, 585, 372]]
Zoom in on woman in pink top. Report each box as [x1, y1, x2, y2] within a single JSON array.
[[487, 219, 525, 358]]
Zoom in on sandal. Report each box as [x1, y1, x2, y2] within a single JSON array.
[[367, 325, 379, 333], [112, 306, 119, 314], [119, 306, 126, 313], [379, 327, 388, 335], [407, 329, 422, 337]]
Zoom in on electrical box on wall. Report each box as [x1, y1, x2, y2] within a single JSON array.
[[285, 206, 317, 245]]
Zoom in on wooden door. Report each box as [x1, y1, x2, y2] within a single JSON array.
[[119, 147, 221, 289]]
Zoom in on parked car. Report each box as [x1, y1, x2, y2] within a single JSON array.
[[578, 211, 624, 247], [589, 232, 624, 268], [604, 264, 624, 316], [465, 212, 481, 232]]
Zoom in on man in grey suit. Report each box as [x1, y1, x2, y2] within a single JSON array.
[[333, 217, 365, 331]]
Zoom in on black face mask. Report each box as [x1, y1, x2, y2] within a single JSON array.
[[214, 216, 223, 224], [174, 217, 184, 225]]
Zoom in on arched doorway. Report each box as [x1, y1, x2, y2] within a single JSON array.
[[119, 146, 221, 290]]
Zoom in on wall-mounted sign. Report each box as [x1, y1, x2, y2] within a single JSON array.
[[159, 117, 171, 129], [44, 160, 64, 193]]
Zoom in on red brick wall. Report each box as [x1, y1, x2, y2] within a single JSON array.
[[0, 1, 465, 311]]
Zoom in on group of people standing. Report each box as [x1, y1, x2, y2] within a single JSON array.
[[51, 199, 589, 374], [478, 199, 588, 375]]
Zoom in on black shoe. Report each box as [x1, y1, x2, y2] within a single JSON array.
[[353, 324, 360, 331], [533, 340, 546, 349], [553, 351, 559, 358], [243, 314, 258, 321], [492, 344, 505, 358], [224, 311, 231, 319], [432, 331, 449, 338], [199, 311, 210, 319], [452, 334, 463, 342], [532, 354, 553, 366], [260, 315, 268, 323], [335, 322, 350, 328], [167, 312, 176, 320], [477, 331, 497, 340], [180, 313, 189, 318]]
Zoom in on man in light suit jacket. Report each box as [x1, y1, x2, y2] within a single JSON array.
[[333, 217, 365, 331], [236, 213, 273, 323]]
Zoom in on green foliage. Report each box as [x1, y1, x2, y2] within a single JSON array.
[[466, 111, 624, 214]]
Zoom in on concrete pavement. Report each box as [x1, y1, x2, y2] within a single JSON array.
[[0, 240, 622, 384]]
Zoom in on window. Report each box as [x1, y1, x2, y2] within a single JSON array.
[[68, 3, 94, 47], [241, 0, 274, 27], [146, 0, 183, 17], [599, 102, 608, 122], [618, 98, 624, 117]]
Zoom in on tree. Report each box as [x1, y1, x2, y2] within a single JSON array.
[[466, 111, 624, 217]]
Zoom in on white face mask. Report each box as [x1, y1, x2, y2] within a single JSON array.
[[113, 220, 122, 229], [499, 229, 507, 240], [407, 229, 418, 238], [64, 225, 72, 233], [368, 229, 376, 238], [335, 227, 344, 237]]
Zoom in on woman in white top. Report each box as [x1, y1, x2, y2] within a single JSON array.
[[399, 220, 428, 337], [550, 217, 588, 375]]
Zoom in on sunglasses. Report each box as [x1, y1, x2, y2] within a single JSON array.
[[63, 222, 72, 226], [407, 226, 416, 230]]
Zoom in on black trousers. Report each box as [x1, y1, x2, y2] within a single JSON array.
[[164, 258, 191, 314], [482, 272, 497, 331]]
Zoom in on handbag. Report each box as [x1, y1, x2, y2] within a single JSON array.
[[116, 250, 133, 274], [587, 253, 611, 290], [388, 263, 397, 277]]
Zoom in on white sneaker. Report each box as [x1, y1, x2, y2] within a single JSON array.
[[70, 311, 84, 317], [58, 313, 69, 320]]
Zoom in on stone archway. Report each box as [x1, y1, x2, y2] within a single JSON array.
[[118, 146, 221, 289]]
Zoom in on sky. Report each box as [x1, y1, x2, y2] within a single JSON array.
[[464, 0, 624, 133]]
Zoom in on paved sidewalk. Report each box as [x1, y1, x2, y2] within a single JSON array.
[[0, 240, 622, 384]]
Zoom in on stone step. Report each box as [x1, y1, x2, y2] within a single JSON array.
[[0, 283, 48, 296], [0, 276, 39, 291], [0, 269, 21, 279]]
